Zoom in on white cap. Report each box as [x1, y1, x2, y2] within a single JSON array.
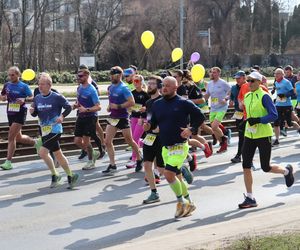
[[248, 71, 262, 81]]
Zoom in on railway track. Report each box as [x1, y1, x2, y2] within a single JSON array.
[[0, 109, 238, 162]]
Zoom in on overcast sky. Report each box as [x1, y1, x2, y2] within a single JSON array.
[[285, 0, 300, 12]]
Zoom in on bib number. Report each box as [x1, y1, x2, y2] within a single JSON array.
[[246, 126, 257, 134], [8, 103, 20, 112], [107, 118, 120, 126], [200, 106, 209, 113], [167, 144, 184, 156], [131, 104, 142, 112], [143, 133, 157, 146], [211, 97, 218, 105], [41, 125, 52, 136], [276, 96, 287, 103], [232, 111, 244, 120]]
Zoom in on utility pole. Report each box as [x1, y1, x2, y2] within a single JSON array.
[[179, 0, 184, 69]]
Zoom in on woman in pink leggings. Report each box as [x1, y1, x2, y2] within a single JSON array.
[[126, 75, 150, 168]]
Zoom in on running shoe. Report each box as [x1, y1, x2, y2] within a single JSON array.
[[102, 164, 117, 174], [285, 164, 294, 187], [181, 165, 194, 184], [34, 137, 43, 154], [0, 160, 12, 170], [208, 141, 213, 155], [203, 143, 212, 158], [143, 192, 160, 204], [251, 163, 258, 171], [272, 139, 279, 146], [67, 173, 79, 189], [82, 161, 95, 170], [280, 129, 287, 137], [174, 202, 185, 218], [126, 161, 136, 169], [217, 139, 228, 154], [227, 128, 232, 145], [135, 159, 143, 172], [78, 150, 87, 160], [50, 175, 62, 188], [98, 150, 106, 159], [238, 194, 257, 209], [144, 174, 161, 184], [92, 150, 100, 164], [212, 134, 217, 145], [183, 202, 196, 217], [188, 153, 197, 172], [231, 155, 241, 163]]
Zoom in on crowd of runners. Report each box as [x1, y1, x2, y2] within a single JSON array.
[[0, 63, 297, 218]]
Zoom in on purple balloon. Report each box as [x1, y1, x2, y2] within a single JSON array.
[[190, 52, 200, 63]]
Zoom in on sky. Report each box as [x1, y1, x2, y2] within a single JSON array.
[[285, 0, 300, 12]]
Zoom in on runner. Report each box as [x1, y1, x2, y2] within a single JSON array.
[[126, 74, 150, 168], [102, 66, 143, 174], [144, 76, 205, 218], [73, 69, 101, 170], [294, 71, 300, 117], [238, 71, 294, 209], [204, 67, 231, 153], [77, 64, 105, 160], [142, 75, 164, 204], [273, 68, 300, 145], [30, 73, 79, 189], [124, 68, 135, 91], [230, 71, 247, 163], [0, 66, 40, 170]]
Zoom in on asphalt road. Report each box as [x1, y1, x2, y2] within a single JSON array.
[[0, 132, 299, 250]]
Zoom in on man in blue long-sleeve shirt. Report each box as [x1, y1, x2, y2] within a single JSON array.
[[144, 76, 205, 218]]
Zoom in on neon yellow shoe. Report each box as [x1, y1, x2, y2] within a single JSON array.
[[0, 160, 12, 170], [34, 138, 43, 154]]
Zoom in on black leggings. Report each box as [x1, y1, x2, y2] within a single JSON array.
[[236, 119, 245, 157], [242, 137, 272, 172]]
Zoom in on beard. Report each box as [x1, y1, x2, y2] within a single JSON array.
[[147, 88, 157, 95]]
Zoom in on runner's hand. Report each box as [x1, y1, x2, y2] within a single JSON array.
[[56, 115, 64, 124], [143, 122, 151, 132], [180, 127, 192, 139]]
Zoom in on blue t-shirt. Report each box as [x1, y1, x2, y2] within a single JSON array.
[[77, 83, 100, 117], [275, 78, 293, 107], [108, 81, 133, 119], [295, 82, 300, 103], [34, 91, 71, 134], [230, 84, 242, 111], [1, 81, 32, 115]]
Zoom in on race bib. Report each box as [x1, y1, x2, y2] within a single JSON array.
[[107, 118, 120, 126], [211, 97, 218, 105], [232, 111, 244, 120], [246, 126, 257, 134], [200, 106, 209, 113], [167, 144, 184, 156], [8, 103, 20, 112], [130, 104, 143, 112], [276, 96, 287, 103], [143, 133, 157, 146], [41, 125, 52, 136]]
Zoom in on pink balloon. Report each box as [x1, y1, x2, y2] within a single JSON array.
[[190, 52, 200, 63]]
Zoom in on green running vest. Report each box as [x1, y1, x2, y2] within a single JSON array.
[[244, 88, 273, 139]]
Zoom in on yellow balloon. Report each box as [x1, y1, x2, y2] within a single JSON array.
[[141, 31, 155, 49], [191, 64, 205, 82], [22, 69, 36, 81], [171, 48, 183, 62]]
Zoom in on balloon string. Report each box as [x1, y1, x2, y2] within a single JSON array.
[[138, 50, 148, 69]]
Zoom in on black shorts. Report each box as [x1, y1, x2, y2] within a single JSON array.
[[42, 133, 61, 152], [165, 164, 182, 175], [296, 103, 300, 117], [108, 118, 130, 130], [274, 106, 292, 127], [74, 116, 97, 137], [143, 135, 164, 168], [242, 136, 272, 172], [8, 109, 27, 126]]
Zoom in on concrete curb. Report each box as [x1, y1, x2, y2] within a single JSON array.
[[105, 203, 300, 250]]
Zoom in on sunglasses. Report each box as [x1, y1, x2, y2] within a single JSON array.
[[77, 74, 85, 78], [246, 79, 256, 83], [133, 79, 141, 83]]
